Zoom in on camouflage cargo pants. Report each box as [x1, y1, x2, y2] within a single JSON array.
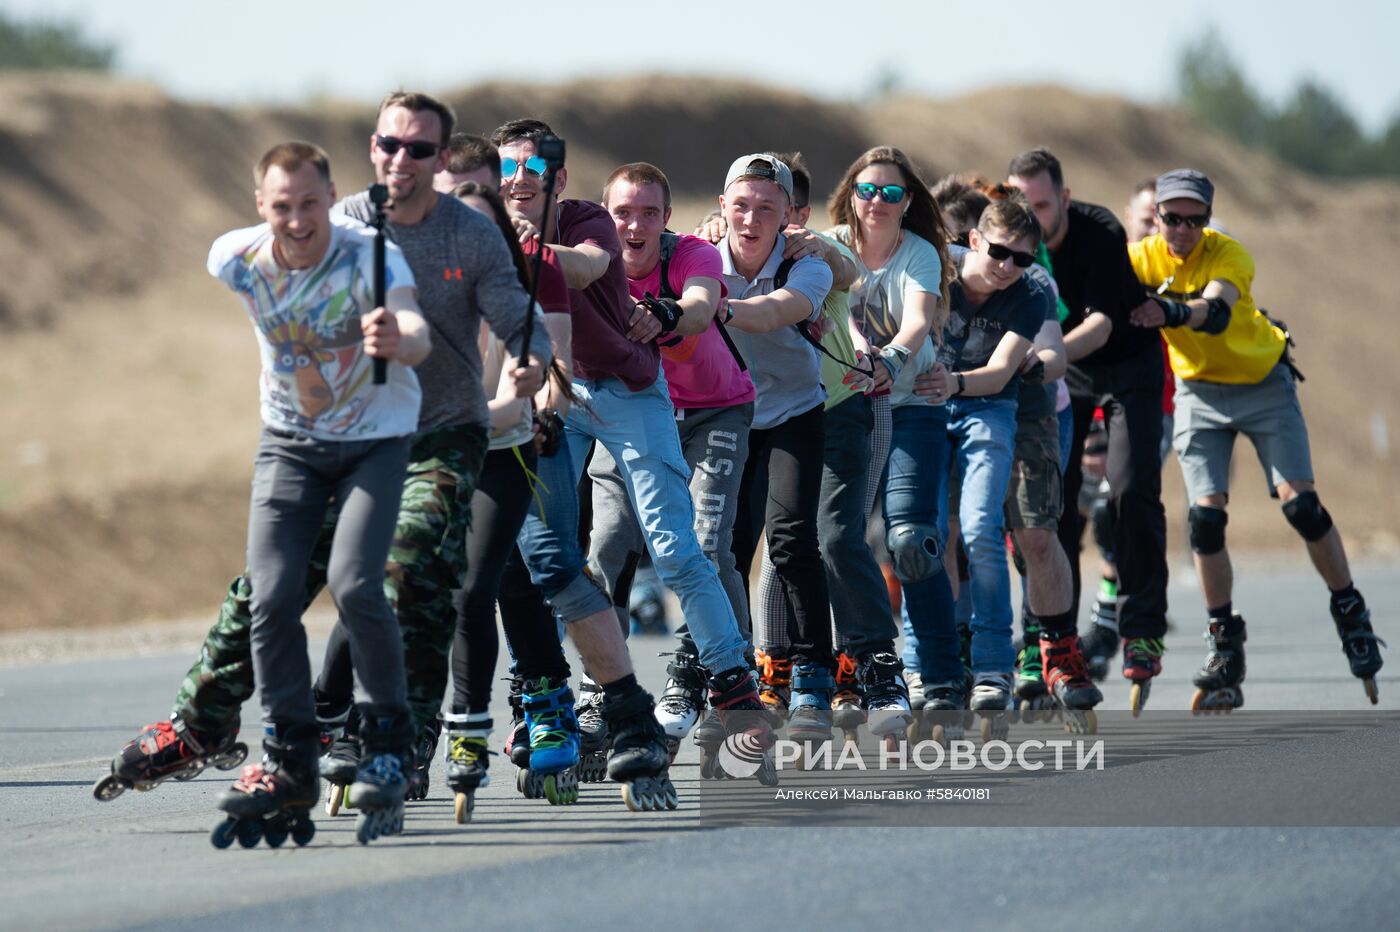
[[172, 423, 488, 735]]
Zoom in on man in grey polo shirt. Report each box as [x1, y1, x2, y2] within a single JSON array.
[[717, 153, 838, 743]]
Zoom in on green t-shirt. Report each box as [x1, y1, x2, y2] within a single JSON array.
[[814, 233, 862, 411]]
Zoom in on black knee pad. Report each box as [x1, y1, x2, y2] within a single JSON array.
[[886, 522, 943, 584], [1188, 504, 1229, 555], [1282, 491, 1333, 542]]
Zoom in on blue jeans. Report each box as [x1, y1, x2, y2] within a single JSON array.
[[883, 403, 961, 685], [1058, 403, 1074, 475], [564, 366, 749, 676], [942, 397, 1018, 676], [515, 435, 613, 627]]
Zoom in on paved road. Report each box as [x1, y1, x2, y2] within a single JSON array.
[[0, 561, 1396, 930]]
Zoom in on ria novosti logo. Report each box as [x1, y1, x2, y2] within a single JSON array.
[[722, 736, 1105, 775]]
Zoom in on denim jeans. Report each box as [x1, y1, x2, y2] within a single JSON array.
[[587, 402, 753, 658], [562, 365, 749, 676], [941, 396, 1018, 676], [883, 403, 961, 685]]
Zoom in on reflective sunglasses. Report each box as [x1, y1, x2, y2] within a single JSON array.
[[853, 182, 907, 204], [501, 156, 549, 179], [1157, 209, 1210, 229], [983, 240, 1036, 268], [375, 134, 441, 160]]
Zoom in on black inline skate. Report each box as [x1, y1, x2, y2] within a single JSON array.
[[1190, 614, 1246, 713], [405, 716, 441, 802], [444, 712, 492, 824], [94, 716, 247, 802], [349, 707, 412, 845], [1331, 591, 1386, 704], [574, 678, 610, 784], [320, 705, 361, 816], [210, 729, 317, 850], [604, 684, 679, 811]]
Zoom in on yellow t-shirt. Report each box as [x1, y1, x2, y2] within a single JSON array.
[[1128, 228, 1285, 384]]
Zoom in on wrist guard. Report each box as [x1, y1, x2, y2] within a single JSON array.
[[641, 292, 683, 333], [878, 343, 911, 384], [1195, 296, 1232, 335], [1154, 295, 1193, 328]]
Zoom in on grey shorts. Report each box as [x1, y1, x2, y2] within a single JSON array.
[[1173, 362, 1313, 501]]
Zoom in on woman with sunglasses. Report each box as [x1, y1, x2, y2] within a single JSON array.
[[917, 195, 1054, 736], [827, 146, 960, 733]]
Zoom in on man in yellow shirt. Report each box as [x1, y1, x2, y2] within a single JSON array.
[[1129, 169, 1384, 707]]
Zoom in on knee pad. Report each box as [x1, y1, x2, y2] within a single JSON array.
[[1187, 504, 1229, 555], [886, 523, 943, 584], [1090, 498, 1116, 558], [1282, 491, 1333, 542]]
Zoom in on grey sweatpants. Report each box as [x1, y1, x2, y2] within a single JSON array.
[[246, 428, 410, 730], [587, 402, 753, 661], [755, 393, 894, 655]]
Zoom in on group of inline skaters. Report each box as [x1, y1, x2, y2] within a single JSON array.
[[90, 89, 1386, 848]]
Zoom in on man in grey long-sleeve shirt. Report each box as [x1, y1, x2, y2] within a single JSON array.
[[102, 92, 549, 804]]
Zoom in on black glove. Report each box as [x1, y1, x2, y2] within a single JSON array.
[[1153, 295, 1193, 328], [533, 408, 565, 458], [641, 292, 683, 334], [1021, 357, 1046, 385]]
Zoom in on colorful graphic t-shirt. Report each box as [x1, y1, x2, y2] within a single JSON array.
[[829, 226, 943, 409], [208, 215, 420, 440], [1129, 228, 1285, 384], [627, 233, 753, 410]]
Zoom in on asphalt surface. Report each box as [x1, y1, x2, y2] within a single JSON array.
[[1, 560, 1396, 931]]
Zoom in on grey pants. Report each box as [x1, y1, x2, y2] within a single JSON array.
[[587, 402, 753, 659], [246, 428, 410, 729], [755, 393, 895, 655]]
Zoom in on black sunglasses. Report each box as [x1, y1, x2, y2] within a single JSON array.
[[983, 240, 1035, 268], [375, 134, 441, 160], [1157, 209, 1210, 229]]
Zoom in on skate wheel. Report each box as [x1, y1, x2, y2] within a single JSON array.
[[621, 778, 662, 812], [979, 715, 1009, 743], [1064, 709, 1097, 735], [660, 776, 680, 809], [1129, 682, 1148, 717], [454, 791, 473, 824], [291, 815, 316, 846], [1364, 678, 1379, 705], [235, 817, 263, 848], [356, 811, 376, 845], [173, 764, 203, 782], [325, 782, 344, 817], [883, 734, 900, 755], [263, 815, 289, 848], [210, 818, 238, 849], [215, 742, 249, 770], [92, 774, 125, 802]]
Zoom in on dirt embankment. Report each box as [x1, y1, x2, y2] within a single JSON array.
[[2, 74, 1396, 631]]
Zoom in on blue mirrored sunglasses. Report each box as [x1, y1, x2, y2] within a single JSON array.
[[502, 156, 549, 178]]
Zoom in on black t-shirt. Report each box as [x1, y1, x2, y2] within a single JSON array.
[[939, 246, 1049, 403], [1050, 201, 1158, 378], [1015, 264, 1059, 422]]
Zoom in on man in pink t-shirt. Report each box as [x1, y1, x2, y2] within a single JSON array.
[[593, 161, 758, 750]]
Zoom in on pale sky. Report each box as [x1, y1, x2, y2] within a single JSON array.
[[5, 0, 1398, 132]]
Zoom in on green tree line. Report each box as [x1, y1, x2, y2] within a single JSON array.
[[1179, 32, 1400, 178], [0, 12, 115, 71]]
